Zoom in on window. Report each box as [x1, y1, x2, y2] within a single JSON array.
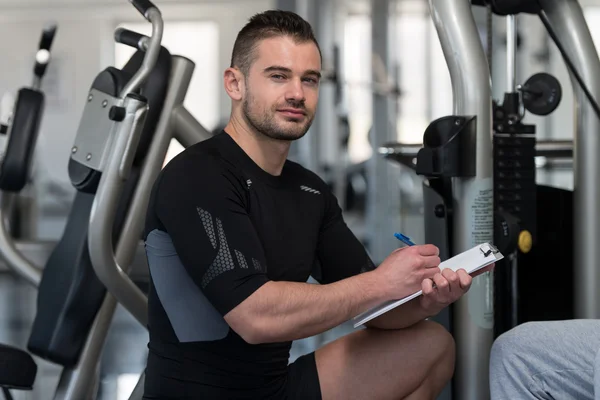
[[114, 21, 219, 166], [395, 12, 452, 144], [342, 9, 453, 162], [343, 15, 373, 163]]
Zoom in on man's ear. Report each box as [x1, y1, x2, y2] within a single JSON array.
[[224, 67, 244, 101]]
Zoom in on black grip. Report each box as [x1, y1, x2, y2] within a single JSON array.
[[129, 0, 157, 17], [39, 23, 57, 51], [115, 28, 146, 50], [34, 24, 57, 78]]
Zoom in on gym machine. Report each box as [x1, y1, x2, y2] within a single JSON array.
[[0, 0, 210, 397], [0, 23, 58, 287], [378, 0, 598, 399], [68, 0, 212, 395]]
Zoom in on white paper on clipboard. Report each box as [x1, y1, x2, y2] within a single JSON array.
[[352, 242, 504, 328]]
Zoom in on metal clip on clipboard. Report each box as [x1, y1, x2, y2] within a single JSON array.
[[480, 243, 500, 257]]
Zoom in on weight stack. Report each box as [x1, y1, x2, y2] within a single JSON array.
[[492, 105, 537, 338]]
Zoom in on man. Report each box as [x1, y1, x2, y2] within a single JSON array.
[[490, 320, 600, 399], [142, 10, 488, 399]]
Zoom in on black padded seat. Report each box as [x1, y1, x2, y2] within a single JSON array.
[[0, 344, 36, 390]]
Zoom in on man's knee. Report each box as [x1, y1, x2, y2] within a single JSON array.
[[417, 320, 456, 373]]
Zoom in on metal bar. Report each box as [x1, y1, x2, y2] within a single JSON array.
[[379, 139, 574, 159], [121, 8, 163, 97], [536, 158, 573, 170], [428, 1, 494, 400], [506, 15, 517, 92], [367, 0, 401, 263], [535, 140, 573, 157], [172, 105, 211, 147], [320, 0, 344, 210], [88, 55, 196, 328], [118, 56, 196, 280], [53, 296, 110, 400], [32, 76, 42, 91], [539, 0, 600, 319], [88, 94, 149, 326], [0, 192, 41, 286]]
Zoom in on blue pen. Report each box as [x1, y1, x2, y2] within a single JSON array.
[[394, 232, 415, 246], [395, 232, 438, 288]]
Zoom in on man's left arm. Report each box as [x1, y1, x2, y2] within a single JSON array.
[[315, 187, 492, 330], [314, 188, 434, 330], [364, 268, 475, 330]]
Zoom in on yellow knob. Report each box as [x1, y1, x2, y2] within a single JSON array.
[[518, 230, 533, 253]]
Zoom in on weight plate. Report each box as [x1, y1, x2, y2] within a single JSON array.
[[521, 72, 562, 116]]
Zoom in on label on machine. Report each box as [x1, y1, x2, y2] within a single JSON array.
[[469, 177, 494, 247], [465, 177, 494, 329]]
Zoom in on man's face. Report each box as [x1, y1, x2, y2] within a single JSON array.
[[242, 36, 321, 141]]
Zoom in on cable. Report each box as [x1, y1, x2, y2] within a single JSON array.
[[487, 4, 493, 77], [536, 7, 600, 119]]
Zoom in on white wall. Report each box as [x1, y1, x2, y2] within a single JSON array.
[[0, 0, 273, 238]]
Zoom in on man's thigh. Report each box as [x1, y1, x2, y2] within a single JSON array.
[[312, 320, 454, 400], [490, 319, 600, 400]]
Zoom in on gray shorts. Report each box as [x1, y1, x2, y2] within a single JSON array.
[[490, 319, 600, 400]]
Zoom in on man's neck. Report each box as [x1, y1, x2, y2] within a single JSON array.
[[223, 117, 291, 177]]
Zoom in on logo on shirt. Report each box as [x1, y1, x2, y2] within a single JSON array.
[[300, 185, 321, 195], [196, 207, 266, 288]]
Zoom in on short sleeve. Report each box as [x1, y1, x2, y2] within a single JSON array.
[[154, 158, 270, 316], [313, 185, 376, 284]]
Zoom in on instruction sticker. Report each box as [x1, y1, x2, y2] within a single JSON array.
[[466, 177, 494, 329]]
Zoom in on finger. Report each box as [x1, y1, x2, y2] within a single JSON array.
[[416, 244, 440, 257], [457, 269, 472, 290], [422, 255, 442, 269], [442, 268, 459, 288], [422, 277, 435, 296], [423, 266, 441, 280], [433, 272, 450, 295]]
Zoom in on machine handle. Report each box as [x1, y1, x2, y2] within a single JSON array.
[[120, 4, 163, 97], [129, 0, 157, 19], [34, 23, 58, 79], [114, 28, 148, 51], [38, 23, 57, 51]]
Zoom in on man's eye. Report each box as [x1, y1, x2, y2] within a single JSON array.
[[272, 74, 285, 80]]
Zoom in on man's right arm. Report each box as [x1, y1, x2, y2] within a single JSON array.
[[224, 271, 387, 344], [225, 245, 440, 344]]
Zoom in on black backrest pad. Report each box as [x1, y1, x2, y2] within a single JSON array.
[[0, 88, 44, 192], [27, 47, 172, 367]]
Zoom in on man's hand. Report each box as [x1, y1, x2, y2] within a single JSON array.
[[375, 245, 442, 301], [419, 264, 495, 315]]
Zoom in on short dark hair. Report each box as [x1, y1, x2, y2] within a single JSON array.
[[230, 10, 321, 76]]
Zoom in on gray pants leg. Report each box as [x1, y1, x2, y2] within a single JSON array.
[[489, 320, 600, 400]]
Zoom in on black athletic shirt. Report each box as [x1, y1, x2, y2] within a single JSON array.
[[142, 131, 375, 399]]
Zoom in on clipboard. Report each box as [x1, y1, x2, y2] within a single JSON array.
[[352, 242, 504, 328]]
